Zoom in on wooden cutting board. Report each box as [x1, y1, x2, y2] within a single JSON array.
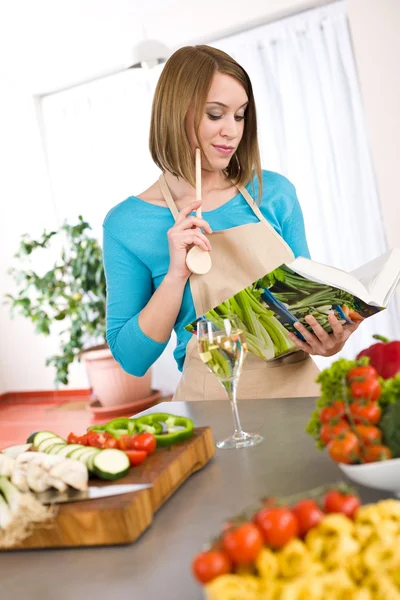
[[8, 427, 215, 549]]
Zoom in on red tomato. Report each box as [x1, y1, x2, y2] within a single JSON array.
[[103, 437, 119, 449], [347, 365, 378, 383], [125, 449, 147, 466], [254, 507, 298, 549], [222, 523, 264, 564], [362, 444, 392, 463], [119, 434, 136, 451], [291, 499, 324, 537], [67, 432, 81, 444], [132, 433, 156, 454], [328, 431, 360, 464], [349, 401, 381, 425], [354, 425, 382, 446], [350, 378, 381, 402], [77, 434, 89, 446], [320, 420, 349, 446], [319, 401, 346, 424], [192, 550, 232, 584], [323, 490, 361, 519]]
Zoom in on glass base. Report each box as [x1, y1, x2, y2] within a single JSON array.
[[216, 431, 263, 450]]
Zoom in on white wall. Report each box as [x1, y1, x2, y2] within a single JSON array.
[[348, 0, 400, 251], [0, 0, 399, 392]]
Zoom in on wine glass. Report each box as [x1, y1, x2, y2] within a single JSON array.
[[197, 316, 263, 449]]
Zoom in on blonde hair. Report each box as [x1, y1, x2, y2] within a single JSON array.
[[149, 45, 262, 201]]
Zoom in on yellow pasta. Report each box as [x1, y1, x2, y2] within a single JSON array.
[[205, 574, 260, 600], [203, 500, 400, 600], [277, 539, 312, 579]]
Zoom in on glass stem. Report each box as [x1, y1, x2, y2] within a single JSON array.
[[225, 377, 243, 436]]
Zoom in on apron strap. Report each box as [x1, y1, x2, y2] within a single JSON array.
[[159, 174, 179, 221], [236, 183, 268, 225]]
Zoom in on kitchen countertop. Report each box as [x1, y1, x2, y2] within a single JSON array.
[[0, 398, 389, 600]]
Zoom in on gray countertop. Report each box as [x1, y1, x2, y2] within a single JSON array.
[[0, 398, 388, 600]]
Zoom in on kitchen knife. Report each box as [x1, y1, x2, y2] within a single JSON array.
[[36, 483, 152, 505]]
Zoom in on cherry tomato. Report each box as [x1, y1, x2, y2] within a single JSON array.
[[319, 401, 346, 424], [350, 378, 381, 402], [323, 490, 361, 519], [222, 523, 264, 564], [362, 444, 392, 463], [132, 433, 156, 454], [328, 431, 360, 464], [118, 434, 136, 451], [349, 401, 381, 425], [125, 449, 147, 466], [192, 550, 232, 584], [347, 365, 378, 383], [254, 507, 298, 549], [291, 499, 324, 537], [354, 425, 382, 446], [320, 420, 349, 446]]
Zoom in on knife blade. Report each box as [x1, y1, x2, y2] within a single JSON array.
[[36, 483, 152, 505]]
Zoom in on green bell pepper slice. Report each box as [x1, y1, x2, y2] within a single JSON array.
[[104, 417, 137, 438], [134, 413, 194, 446]]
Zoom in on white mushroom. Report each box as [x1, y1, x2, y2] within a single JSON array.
[[26, 464, 51, 493], [11, 465, 29, 493], [49, 459, 88, 491], [0, 454, 16, 477]]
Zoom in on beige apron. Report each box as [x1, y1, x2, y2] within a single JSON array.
[[159, 174, 320, 401]]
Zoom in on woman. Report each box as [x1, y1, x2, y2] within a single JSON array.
[[103, 45, 360, 401]]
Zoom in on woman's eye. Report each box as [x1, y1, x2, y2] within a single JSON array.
[[235, 115, 245, 121], [207, 114, 222, 121]]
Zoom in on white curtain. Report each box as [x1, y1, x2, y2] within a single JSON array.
[[212, 0, 400, 369], [40, 0, 400, 389]]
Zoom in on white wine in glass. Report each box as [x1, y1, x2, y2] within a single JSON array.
[[197, 317, 263, 449]]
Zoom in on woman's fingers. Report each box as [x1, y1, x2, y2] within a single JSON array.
[[169, 229, 212, 252], [176, 216, 213, 234], [176, 201, 202, 224]]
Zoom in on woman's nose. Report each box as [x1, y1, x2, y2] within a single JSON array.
[[220, 117, 239, 139]]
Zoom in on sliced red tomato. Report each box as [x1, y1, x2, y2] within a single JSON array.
[[320, 420, 349, 446], [132, 433, 156, 454], [125, 449, 147, 466], [291, 499, 324, 537], [349, 401, 381, 425], [87, 430, 117, 449], [77, 434, 89, 446], [319, 401, 346, 424], [103, 437, 119, 449], [323, 490, 360, 519], [67, 432, 81, 444], [253, 507, 298, 549], [119, 434, 136, 451], [192, 550, 232, 584]]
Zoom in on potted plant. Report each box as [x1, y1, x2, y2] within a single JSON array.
[[5, 216, 152, 408]]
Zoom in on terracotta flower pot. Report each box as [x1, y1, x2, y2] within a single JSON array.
[[81, 344, 152, 408]]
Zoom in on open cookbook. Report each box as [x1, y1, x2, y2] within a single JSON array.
[[185, 248, 400, 361]]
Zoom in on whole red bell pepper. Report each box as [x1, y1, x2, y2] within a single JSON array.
[[357, 335, 400, 379]]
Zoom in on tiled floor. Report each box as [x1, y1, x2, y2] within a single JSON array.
[[0, 396, 111, 450]]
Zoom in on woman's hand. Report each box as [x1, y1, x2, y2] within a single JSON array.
[[287, 312, 361, 357], [167, 200, 212, 281]]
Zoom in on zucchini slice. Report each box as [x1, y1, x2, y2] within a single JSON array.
[[93, 449, 130, 481], [57, 444, 85, 457], [32, 431, 60, 448], [38, 436, 65, 452], [68, 447, 92, 460], [77, 448, 100, 467], [44, 443, 67, 454]]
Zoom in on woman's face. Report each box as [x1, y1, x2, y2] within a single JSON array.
[[186, 72, 248, 172]]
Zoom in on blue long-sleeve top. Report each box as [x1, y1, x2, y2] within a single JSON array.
[[103, 170, 310, 376]]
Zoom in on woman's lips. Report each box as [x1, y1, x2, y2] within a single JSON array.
[[212, 145, 235, 155]]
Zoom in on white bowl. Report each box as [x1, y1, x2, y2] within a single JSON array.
[[339, 458, 400, 496]]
